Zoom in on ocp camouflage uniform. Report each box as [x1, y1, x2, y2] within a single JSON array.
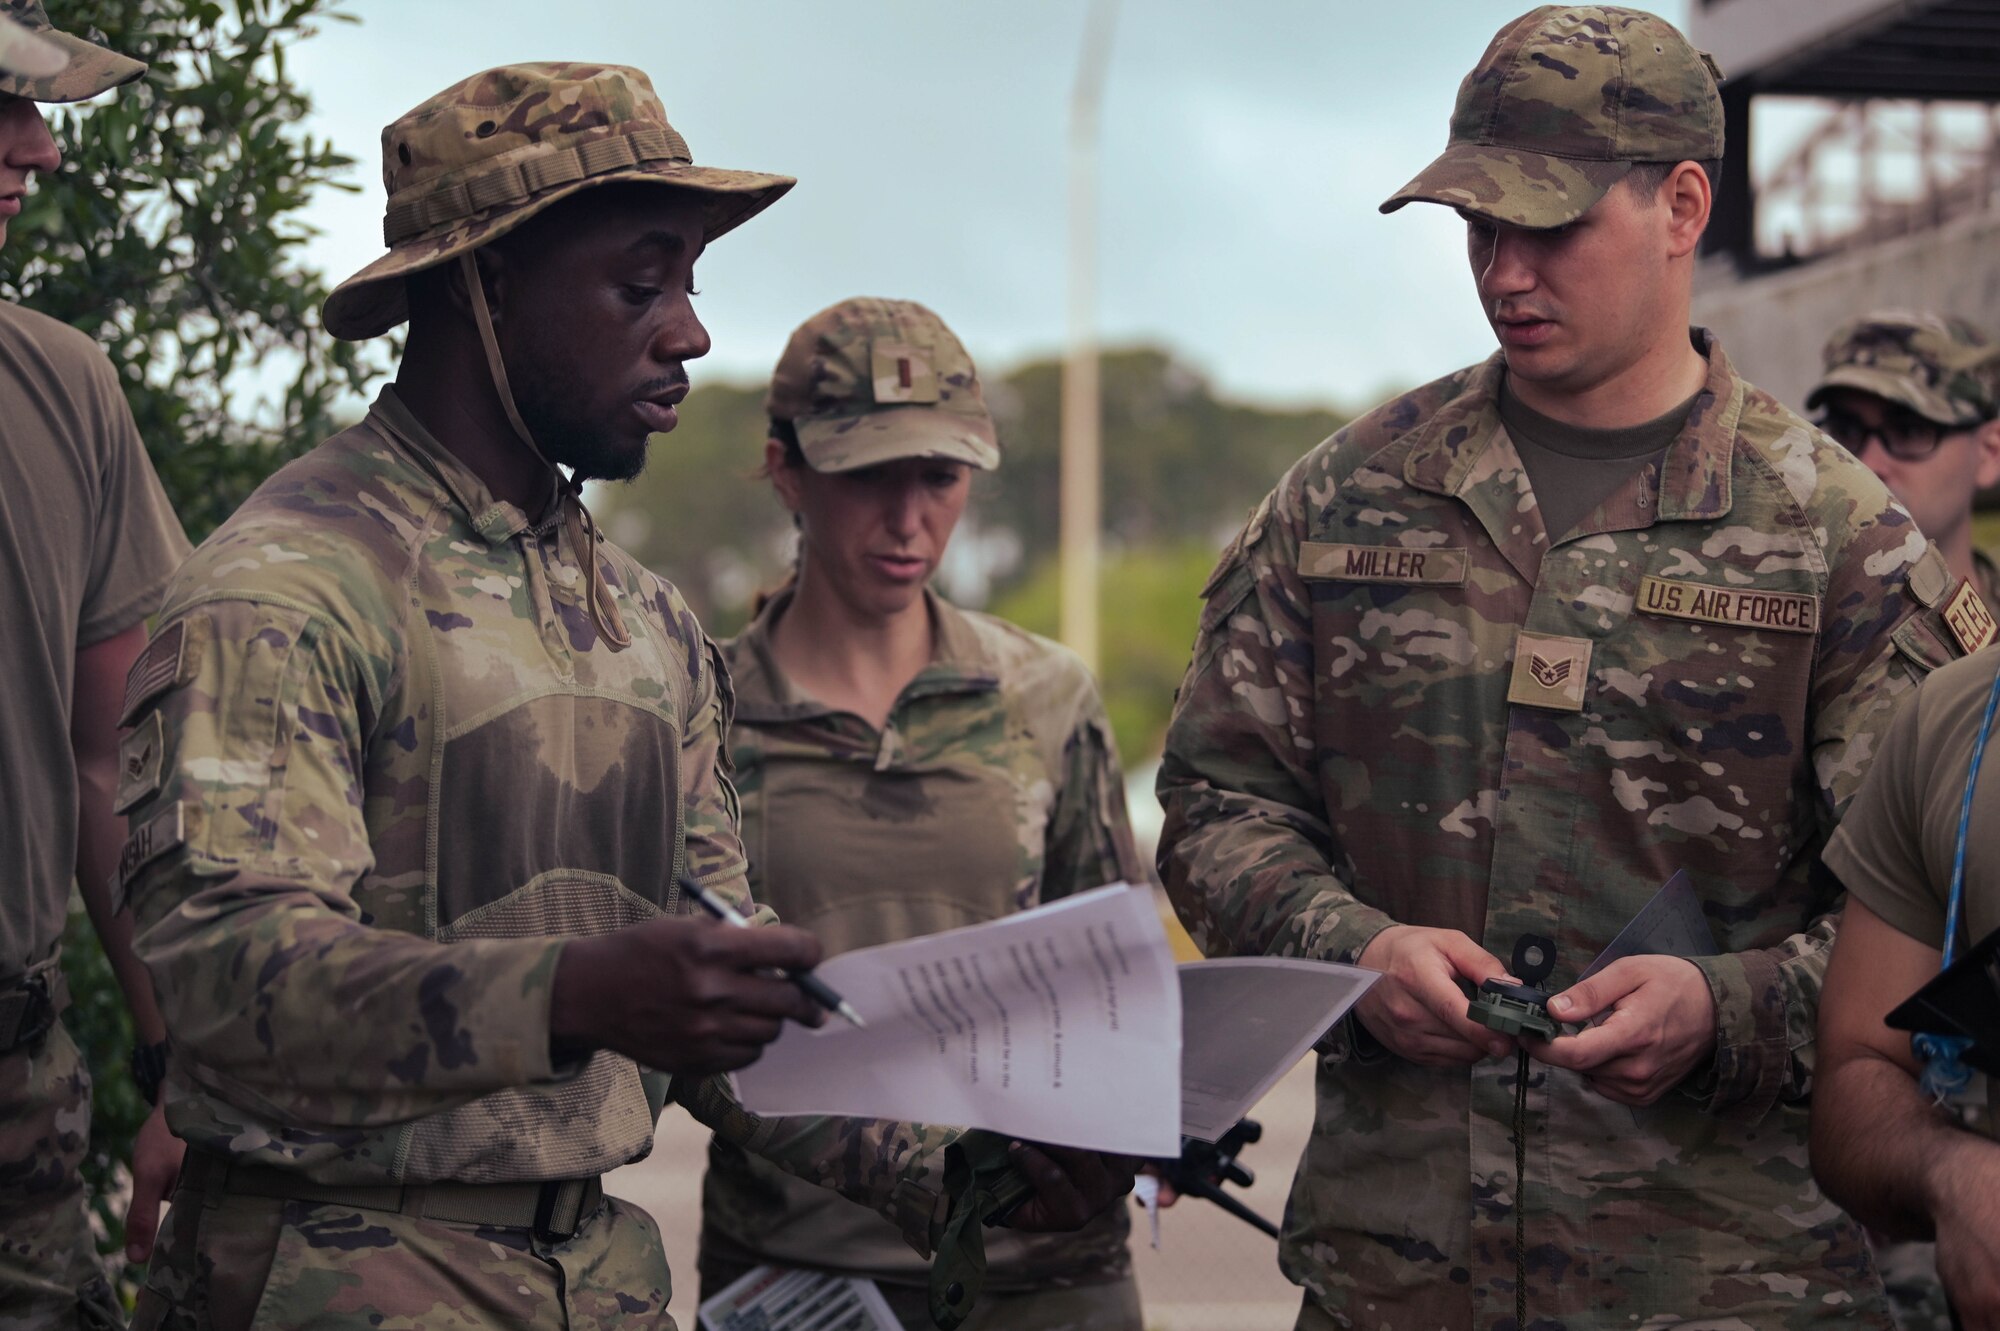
[[1158, 331, 1965, 1330], [699, 586, 1142, 1329], [1804, 311, 2000, 1331], [1, 8, 175, 1328], [120, 390, 952, 1330]]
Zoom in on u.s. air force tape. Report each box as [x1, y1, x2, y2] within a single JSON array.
[[1636, 576, 1817, 635]]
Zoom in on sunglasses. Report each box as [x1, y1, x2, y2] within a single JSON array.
[[1818, 407, 1949, 462]]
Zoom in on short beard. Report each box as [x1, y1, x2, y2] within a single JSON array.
[[516, 381, 648, 479], [509, 370, 648, 484]]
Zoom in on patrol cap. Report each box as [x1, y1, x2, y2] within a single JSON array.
[[323, 63, 794, 341], [766, 297, 1000, 474], [0, 0, 144, 102], [1381, 5, 1724, 229], [1806, 311, 2000, 428]]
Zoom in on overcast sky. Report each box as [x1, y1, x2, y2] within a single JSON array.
[[288, 0, 1692, 411]]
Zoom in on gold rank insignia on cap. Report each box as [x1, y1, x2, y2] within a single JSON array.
[[1507, 630, 1592, 712], [871, 342, 940, 405], [1943, 579, 1998, 654]]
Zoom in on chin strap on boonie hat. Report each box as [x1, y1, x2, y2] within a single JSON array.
[[458, 252, 631, 653]]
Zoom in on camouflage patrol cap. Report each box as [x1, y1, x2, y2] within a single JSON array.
[[766, 297, 1000, 474], [322, 63, 794, 341], [0, 1, 144, 102], [1381, 5, 1724, 229], [1806, 311, 2000, 428]]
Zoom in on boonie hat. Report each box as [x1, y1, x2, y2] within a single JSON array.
[[766, 297, 1000, 474], [323, 62, 794, 341], [1806, 311, 2000, 428], [0, 0, 144, 102], [1382, 5, 1724, 229]]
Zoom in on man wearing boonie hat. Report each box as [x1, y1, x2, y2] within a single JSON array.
[[1, 4, 191, 1325], [1159, 7, 1973, 1328], [119, 67, 1128, 1330], [1809, 311, 2000, 637], [695, 297, 1146, 1329]]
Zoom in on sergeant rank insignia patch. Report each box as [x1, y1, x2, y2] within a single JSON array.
[[1507, 631, 1591, 712], [1943, 579, 1998, 654]]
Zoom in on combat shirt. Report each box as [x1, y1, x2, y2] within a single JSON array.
[[700, 587, 1140, 1292], [1824, 647, 2000, 985], [1159, 331, 1952, 1330], [0, 299, 189, 978], [118, 388, 944, 1241]]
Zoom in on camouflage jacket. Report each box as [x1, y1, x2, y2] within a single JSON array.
[[701, 587, 1140, 1289], [118, 388, 944, 1247], [1158, 333, 1959, 1329]]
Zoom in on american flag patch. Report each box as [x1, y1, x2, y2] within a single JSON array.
[[120, 620, 186, 725]]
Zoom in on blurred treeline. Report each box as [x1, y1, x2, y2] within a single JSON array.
[[595, 346, 1354, 763]]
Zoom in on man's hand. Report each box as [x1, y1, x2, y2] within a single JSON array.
[[1001, 1144, 1137, 1231], [550, 917, 826, 1074], [1927, 1144, 2000, 1329], [122, 1102, 183, 1265], [1529, 955, 1716, 1104], [1355, 925, 1513, 1065]]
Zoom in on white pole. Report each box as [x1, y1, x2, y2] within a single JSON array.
[[1061, 0, 1118, 673]]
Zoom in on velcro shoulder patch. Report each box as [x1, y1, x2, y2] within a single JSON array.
[[114, 711, 166, 816], [1299, 542, 1470, 586], [1892, 615, 1957, 675], [120, 620, 195, 725], [114, 802, 195, 909], [1943, 579, 1998, 655], [1637, 576, 1817, 635], [1908, 543, 1953, 609]]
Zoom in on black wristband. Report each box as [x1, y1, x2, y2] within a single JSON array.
[[130, 1040, 169, 1107]]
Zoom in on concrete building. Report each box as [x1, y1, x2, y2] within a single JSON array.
[[1689, 0, 2000, 421]]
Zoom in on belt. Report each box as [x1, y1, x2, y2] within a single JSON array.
[[0, 957, 67, 1055], [186, 1151, 605, 1242]]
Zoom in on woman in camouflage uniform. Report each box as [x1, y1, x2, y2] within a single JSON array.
[[695, 297, 1146, 1330]]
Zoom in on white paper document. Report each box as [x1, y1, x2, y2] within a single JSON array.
[[697, 1264, 899, 1331], [1176, 956, 1377, 1143], [732, 884, 1184, 1155], [730, 884, 1378, 1157]]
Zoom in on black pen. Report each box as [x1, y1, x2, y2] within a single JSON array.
[[681, 877, 867, 1029]]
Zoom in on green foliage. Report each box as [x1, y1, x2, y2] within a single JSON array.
[[7, 0, 376, 1281], [988, 543, 1221, 764], [59, 908, 143, 1273], [3, 0, 379, 544]]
